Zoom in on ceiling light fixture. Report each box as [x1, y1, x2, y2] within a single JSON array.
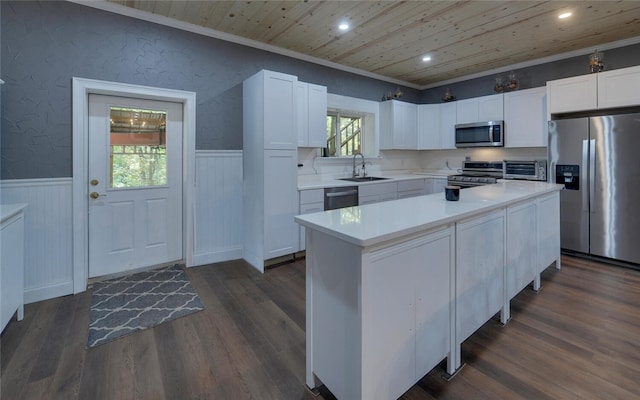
[[422, 55, 432, 62], [558, 12, 572, 19], [338, 22, 349, 31]]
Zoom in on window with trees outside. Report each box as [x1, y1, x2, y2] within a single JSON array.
[[325, 111, 363, 157], [109, 107, 167, 188]]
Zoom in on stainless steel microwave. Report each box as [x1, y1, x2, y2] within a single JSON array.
[[503, 159, 547, 181], [455, 120, 504, 148]]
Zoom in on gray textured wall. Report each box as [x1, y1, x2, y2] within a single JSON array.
[[0, 1, 419, 179]]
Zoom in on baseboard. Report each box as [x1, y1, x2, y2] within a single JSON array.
[[192, 248, 243, 267], [24, 281, 74, 304]]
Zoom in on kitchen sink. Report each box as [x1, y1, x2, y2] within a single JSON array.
[[338, 176, 391, 182]]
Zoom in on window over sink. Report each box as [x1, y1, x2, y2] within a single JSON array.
[[325, 111, 363, 157]]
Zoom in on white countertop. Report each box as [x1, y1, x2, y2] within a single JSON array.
[[295, 181, 563, 247], [1, 203, 28, 223], [298, 170, 454, 190]]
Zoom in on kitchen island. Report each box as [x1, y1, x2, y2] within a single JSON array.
[[295, 181, 563, 400]]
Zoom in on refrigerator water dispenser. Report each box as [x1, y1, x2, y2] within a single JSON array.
[[556, 164, 579, 190]]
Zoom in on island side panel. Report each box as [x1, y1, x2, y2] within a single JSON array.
[[306, 228, 363, 400], [537, 191, 561, 271]]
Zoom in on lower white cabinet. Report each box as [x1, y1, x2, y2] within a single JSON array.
[[431, 178, 448, 194], [397, 178, 426, 199], [298, 189, 324, 252], [363, 227, 453, 400], [455, 209, 505, 363], [506, 200, 538, 299], [359, 181, 398, 205], [263, 150, 299, 260], [1, 204, 26, 332]]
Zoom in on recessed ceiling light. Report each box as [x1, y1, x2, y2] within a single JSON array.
[[558, 12, 572, 19], [422, 55, 432, 62], [338, 22, 349, 31]]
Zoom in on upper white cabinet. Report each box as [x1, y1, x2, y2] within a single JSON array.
[[417, 104, 441, 149], [597, 65, 640, 109], [417, 103, 456, 150], [456, 94, 503, 124], [245, 70, 298, 150], [380, 100, 418, 150], [504, 87, 548, 148], [547, 74, 598, 114], [297, 82, 328, 148], [440, 102, 457, 149], [548, 66, 640, 114]]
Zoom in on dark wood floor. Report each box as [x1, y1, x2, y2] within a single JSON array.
[[2, 255, 640, 399]]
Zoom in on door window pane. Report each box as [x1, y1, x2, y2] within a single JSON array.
[[109, 107, 167, 188]]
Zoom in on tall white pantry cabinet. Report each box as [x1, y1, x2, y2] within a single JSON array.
[[243, 70, 299, 272]]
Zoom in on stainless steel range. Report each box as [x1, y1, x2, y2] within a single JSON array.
[[447, 161, 503, 188]]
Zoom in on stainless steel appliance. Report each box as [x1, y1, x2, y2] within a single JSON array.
[[324, 186, 358, 210], [447, 161, 503, 188], [503, 159, 547, 181], [455, 121, 504, 148], [549, 113, 640, 266]]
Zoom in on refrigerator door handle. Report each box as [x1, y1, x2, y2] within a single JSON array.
[[582, 139, 590, 213], [589, 139, 596, 214]]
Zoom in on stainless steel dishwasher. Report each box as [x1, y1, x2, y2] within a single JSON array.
[[324, 186, 358, 210]]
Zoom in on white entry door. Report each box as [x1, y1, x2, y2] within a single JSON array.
[[88, 94, 183, 278]]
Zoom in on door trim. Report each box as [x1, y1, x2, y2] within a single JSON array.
[[72, 78, 196, 294]]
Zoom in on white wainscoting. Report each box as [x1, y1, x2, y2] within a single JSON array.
[[0, 152, 243, 303], [193, 150, 244, 266], [0, 178, 74, 304]]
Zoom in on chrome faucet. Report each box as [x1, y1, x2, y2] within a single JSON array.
[[352, 152, 366, 177]]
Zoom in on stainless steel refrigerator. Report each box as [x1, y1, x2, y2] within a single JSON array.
[[549, 113, 640, 266]]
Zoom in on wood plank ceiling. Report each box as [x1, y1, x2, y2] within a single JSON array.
[[107, 1, 640, 86]]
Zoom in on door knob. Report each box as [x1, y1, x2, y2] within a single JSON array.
[[89, 192, 103, 199]]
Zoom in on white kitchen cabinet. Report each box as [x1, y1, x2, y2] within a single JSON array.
[[264, 150, 299, 259], [298, 189, 324, 252], [243, 70, 299, 272], [440, 102, 457, 149], [547, 74, 598, 114], [506, 200, 537, 300], [1, 204, 26, 333], [504, 87, 548, 148], [359, 181, 398, 205], [417, 104, 441, 149], [307, 224, 453, 400], [479, 93, 504, 121], [431, 178, 448, 194], [455, 209, 506, 365], [379, 100, 418, 150], [297, 82, 328, 148], [397, 178, 426, 199], [249, 70, 298, 149], [537, 191, 561, 273], [597, 65, 640, 110], [363, 227, 453, 400], [456, 94, 503, 124], [456, 98, 479, 124]]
